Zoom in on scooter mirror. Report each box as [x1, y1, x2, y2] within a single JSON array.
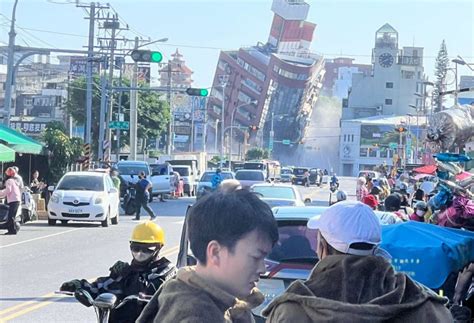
[[93, 293, 117, 309], [48, 185, 55, 192]]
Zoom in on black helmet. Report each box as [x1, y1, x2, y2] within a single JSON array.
[[384, 194, 401, 212], [415, 201, 428, 212]]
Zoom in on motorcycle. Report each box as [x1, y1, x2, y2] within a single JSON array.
[[21, 187, 36, 224], [121, 182, 137, 215], [56, 289, 151, 323], [0, 203, 21, 234]]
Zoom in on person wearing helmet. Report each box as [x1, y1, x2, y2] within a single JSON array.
[[330, 190, 347, 206], [0, 167, 22, 234], [410, 201, 431, 222], [211, 168, 223, 191], [60, 221, 176, 322], [384, 194, 409, 221]]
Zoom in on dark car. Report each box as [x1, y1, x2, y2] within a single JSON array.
[[292, 167, 309, 186]]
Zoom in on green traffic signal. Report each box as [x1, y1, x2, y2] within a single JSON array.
[[150, 51, 163, 63], [131, 50, 163, 63], [186, 88, 209, 96]]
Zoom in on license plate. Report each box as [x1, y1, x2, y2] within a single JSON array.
[[68, 208, 83, 214]]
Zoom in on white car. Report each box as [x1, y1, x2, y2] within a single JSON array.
[[250, 183, 310, 208], [47, 171, 120, 227]]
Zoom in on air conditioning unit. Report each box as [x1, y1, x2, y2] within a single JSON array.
[[375, 106, 383, 112]]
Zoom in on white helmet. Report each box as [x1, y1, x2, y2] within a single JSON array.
[[336, 190, 347, 201]]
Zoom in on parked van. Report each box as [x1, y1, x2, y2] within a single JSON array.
[[171, 165, 197, 197]]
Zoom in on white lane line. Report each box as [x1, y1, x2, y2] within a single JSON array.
[[0, 228, 83, 249]]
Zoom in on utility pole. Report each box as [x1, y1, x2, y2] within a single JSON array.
[[104, 14, 119, 162], [218, 75, 229, 166], [98, 69, 107, 161], [79, 2, 98, 145], [3, 0, 19, 126], [115, 56, 124, 161], [130, 37, 139, 160], [167, 62, 173, 155]]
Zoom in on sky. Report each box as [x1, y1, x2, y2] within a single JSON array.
[[1, 0, 473, 87]]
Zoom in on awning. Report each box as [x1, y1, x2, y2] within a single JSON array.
[[0, 124, 43, 155], [0, 144, 15, 162], [412, 165, 437, 175]]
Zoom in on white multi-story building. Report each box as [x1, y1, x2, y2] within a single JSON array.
[[339, 114, 428, 176], [342, 24, 425, 119]]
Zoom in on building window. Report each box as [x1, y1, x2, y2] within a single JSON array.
[[241, 78, 262, 94], [386, 82, 393, 89], [380, 148, 388, 158], [343, 134, 347, 142], [237, 91, 252, 104], [237, 57, 265, 81], [360, 148, 368, 157], [351, 135, 354, 142], [401, 70, 415, 79], [342, 98, 349, 108], [413, 50, 418, 57], [24, 98, 33, 106], [368, 148, 377, 157], [385, 99, 393, 105]]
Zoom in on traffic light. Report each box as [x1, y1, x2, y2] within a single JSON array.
[[185, 88, 209, 96], [130, 50, 163, 63], [248, 125, 259, 131]]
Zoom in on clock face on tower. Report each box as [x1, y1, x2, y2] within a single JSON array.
[[379, 53, 394, 68]]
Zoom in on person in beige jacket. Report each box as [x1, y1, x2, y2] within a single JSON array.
[[263, 201, 452, 323], [137, 189, 279, 323]]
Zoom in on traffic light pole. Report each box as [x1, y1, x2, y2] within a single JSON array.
[[3, 0, 18, 125], [130, 37, 139, 160]]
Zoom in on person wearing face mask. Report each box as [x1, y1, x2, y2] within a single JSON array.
[[410, 201, 431, 223], [60, 221, 176, 323], [263, 201, 452, 322]]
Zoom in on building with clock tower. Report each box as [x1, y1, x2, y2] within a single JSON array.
[[342, 23, 425, 120]]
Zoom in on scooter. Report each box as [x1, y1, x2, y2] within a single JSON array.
[[121, 182, 137, 215], [21, 187, 36, 224], [0, 203, 21, 234], [56, 289, 151, 323]]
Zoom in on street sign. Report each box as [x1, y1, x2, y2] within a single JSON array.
[[109, 121, 129, 130], [389, 142, 398, 149], [282, 139, 291, 145]]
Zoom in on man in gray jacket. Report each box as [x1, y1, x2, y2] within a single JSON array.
[[264, 201, 452, 322]]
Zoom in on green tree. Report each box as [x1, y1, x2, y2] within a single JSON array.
[[42, 126, 74, 183], [433, 40, 449, 112], [46, 120, 67, 133], [245, 147, 269, 160], [64, 76, 170, 154]]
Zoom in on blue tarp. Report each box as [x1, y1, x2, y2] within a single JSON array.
[[381, 221, 474, 289], [434, 153, 471, 162]]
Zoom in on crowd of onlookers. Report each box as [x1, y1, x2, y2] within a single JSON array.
[[353, 169, 473, 228]]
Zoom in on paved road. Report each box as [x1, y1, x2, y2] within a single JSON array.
[[0, 178, 355, 322]]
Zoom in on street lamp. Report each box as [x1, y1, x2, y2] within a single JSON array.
[[229, 100, 257, 164], [451, 58, 464, 104], [408, 105, 420, 163]]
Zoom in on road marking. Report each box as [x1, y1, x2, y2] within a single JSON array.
[[0, 228, 83, 249], [1, 295, 67, 322], [0, 293, 56, 316], [0, 245, 181, 321]]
